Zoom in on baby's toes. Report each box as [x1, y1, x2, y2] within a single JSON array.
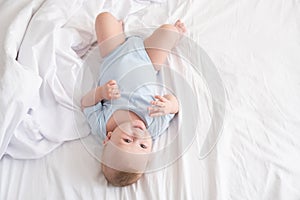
[[181, 24, 187, 33], [174, 20, 181, 27], [175, 20, 187, 33], [178, 23, 186, 33], [118, 20, 124, 30]]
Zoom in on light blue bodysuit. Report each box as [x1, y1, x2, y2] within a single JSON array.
[[83, 36, 174, 140]]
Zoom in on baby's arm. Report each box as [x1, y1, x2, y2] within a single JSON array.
[[81, 80, 120, 109], [148, 94, 179, 117]]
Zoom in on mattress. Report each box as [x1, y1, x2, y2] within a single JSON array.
[[0, 0, 300, 199]]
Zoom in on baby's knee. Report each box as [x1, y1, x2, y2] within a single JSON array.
[[96, 12, 115, 23]]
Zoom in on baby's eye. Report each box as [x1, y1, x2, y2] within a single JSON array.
[[123, 139, 132, 143], [140, 144, 147, 149]]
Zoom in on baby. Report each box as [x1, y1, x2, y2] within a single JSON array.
[[81, 12, 186, 187]]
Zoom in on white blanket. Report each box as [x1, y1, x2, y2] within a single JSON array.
[[0, 0, 45, 158], [1, 0, 88, 158]]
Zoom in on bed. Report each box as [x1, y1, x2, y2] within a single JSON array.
[[1, 0, 300, 199]]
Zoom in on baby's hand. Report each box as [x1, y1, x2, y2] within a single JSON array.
[[148, 94, 179, 117], [100, 80, 121, 100]]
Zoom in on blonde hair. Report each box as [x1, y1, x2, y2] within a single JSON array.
[[102, 164, 142, 187]]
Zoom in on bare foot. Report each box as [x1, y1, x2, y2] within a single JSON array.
[[174, 20, 187, 34]]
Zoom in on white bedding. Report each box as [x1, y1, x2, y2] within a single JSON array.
[[1, 0, 300, 199]]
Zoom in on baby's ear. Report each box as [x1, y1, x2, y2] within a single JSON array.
[[103, 132, 112, 145]]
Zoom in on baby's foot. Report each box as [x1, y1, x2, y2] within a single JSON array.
[[174, 20, 187, 34]]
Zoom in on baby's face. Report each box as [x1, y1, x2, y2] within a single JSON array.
[[106, 120, 153, 154]]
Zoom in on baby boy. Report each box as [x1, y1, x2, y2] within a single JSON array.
[[81, 12, 186, 186]]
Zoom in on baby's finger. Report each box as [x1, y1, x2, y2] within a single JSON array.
[[149, 111, 164, 117], [109, 84, 119, 89], [108, 80, 117, 85], [112, 88, 120, 95], [111, 87, 119, 93], [108, 87, 119, 94], [148, 106, 164, 115], [109, 89, 120, 97], [148, 106, 159, 113], [111, 93, 121, 99], [151, 100, 165, 107], [154, 95, 167, 102]]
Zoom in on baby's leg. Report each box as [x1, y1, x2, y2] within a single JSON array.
[[95, 12, 125, 57], [144, 20, 186, 71]]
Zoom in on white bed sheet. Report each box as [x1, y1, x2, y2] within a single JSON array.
[[1, 0, 300, 199]]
